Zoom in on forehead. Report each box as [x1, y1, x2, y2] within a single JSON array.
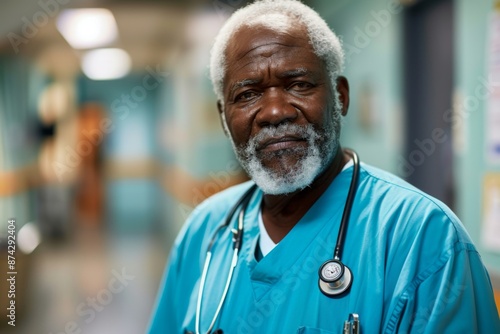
[[223, 23, 320, 80]]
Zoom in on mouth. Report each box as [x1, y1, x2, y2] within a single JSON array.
[[256, 135, 307, 152]]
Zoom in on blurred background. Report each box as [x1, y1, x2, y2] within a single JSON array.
[[0, 0, 499, 333]]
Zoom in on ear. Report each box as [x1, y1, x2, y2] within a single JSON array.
[[217, 100, 229, 137], [336, 76, 350, 116]]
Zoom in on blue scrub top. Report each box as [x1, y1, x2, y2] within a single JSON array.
[[148, 163, 500, 333]]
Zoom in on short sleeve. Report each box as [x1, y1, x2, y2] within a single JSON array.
[[384, 242, 500, 333]]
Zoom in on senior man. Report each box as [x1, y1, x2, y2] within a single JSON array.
[[148, 0, 500, 333]]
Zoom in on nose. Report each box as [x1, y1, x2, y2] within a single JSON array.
[[255, 88, 298, 127]]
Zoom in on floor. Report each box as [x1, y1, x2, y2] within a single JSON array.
[[1, 227, 169, 334]]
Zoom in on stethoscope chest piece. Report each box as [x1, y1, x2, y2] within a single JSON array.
[[318, 259, 353, 297]]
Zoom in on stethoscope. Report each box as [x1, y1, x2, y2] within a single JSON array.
[[193, 149, 360, 334]]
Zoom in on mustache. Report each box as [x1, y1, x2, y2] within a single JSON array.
[[249, 124, 315, 149]]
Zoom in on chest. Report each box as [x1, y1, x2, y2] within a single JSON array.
[[182, 233, 388, 334]]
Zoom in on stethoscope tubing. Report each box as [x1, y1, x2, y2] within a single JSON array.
[[194, 150, 359, 333], [334, 149, 360, 261], [195, 185, 256, 334], [195, 252, 212, 334]]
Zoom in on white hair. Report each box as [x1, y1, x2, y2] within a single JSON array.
[[209, 0, 345, 104]]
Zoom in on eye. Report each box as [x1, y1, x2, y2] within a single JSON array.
[[235, 91, 258, 102], [289, 81, 314, 91]]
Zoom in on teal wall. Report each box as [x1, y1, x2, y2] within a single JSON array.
[[0, 56, 47, 232], [455, 0, 500, 272], [309, 0, 404, 175]]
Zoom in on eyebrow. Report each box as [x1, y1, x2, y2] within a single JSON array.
[[229, 78, 261, 97], [228, 68, 310, 98], [277, 68, 309, 79]]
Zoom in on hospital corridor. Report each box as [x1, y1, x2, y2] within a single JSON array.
[[0, 0, 499, 333]]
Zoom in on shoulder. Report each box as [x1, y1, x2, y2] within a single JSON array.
[[189, 180, 255, 228], [172, 181, 256, 254], [358, 163, 450, 213], [359, 163, 445, 207], [354, 162, 478, 284], [357, 163, 471, 245], [355, 165, 490, 312]]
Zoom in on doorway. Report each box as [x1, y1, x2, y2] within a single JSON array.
[[403, 0, 455, 208]]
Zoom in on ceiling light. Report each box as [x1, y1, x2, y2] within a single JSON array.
[[57, 8, 118, 49], [82, 48, 131, 80]]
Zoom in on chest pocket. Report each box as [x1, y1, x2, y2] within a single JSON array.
[[296, 327, 337, 334]]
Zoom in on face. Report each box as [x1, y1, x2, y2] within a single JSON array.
[[219, 23, 346, 194]]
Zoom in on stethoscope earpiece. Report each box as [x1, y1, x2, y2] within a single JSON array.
[[318, 260, 353, 297]]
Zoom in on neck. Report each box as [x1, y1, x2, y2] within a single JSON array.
[[261, 147, 349, 243]]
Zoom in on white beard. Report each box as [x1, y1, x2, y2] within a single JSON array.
[[223, 101, 342, 195]]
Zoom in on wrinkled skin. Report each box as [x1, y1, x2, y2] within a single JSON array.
[[218, 23, 350, 242]]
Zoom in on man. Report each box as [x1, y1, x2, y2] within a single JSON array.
[[148, 0, 500, 333]]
